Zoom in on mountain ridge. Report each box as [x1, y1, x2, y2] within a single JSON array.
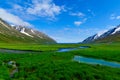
[[83, 25, 120, 43], [0, 18, 56, 44]]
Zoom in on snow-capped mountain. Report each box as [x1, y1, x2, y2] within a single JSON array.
[[83, 25, 120, 43], [0, 18, 56, 44], [13, 26, 51, 39]]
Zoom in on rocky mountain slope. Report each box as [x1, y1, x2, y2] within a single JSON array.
[[83, 25, 120, 43], [0, 18, 56, 44]]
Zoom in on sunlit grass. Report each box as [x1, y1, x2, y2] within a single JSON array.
[[0, 43, 120, 79]]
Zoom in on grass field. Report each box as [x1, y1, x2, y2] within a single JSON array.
[[0, 43, 120, 80], [0, 43, 83, 52]]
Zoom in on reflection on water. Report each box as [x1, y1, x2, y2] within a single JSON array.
[[73, 56, 120, 68], [57, 48, 76, 52], [79, 46, 91, 48], [58, 46, 90, 52]]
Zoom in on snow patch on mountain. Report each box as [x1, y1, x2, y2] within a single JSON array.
[[92, 30, 107, 40], [93, 34, 99, 39], [20, 28, 33, 37], [112, 26, 120, 34], [38, 35, 43, 39], [31, 30, 35, 34], [11, 24, 15, 27], [83, 25, 120, 43]]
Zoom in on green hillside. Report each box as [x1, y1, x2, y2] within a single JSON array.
[[0, 18, 56, 44]]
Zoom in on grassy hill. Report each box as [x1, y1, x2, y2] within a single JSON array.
[[0, 18, 56, 44]]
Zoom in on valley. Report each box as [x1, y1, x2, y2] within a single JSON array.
[[1, 0, 120, 80], [0, 18, 120, 80], [0, 43, 120, 80]]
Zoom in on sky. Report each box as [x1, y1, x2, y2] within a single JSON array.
[[0, 0, 120, 43]]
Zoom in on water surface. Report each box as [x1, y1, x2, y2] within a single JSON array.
[[0, 49, 39, 53], [58, 46, 90, 52], [74, 56, 120, 68], [58, 48, 76, 52]]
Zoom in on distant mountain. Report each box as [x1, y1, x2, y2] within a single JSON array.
[[83, 25, 120, 43], [0, 18, 56, 44]]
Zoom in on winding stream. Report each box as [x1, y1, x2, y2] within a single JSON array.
[[0, 46, 89, 53], [1, 46, 120, 68], [58, 46, 90, 52], [58, 46, 120, 68], [73, 56, 120, 68]]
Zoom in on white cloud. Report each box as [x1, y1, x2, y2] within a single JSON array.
[[74, 21, 82, 26], [8, 0, 64, 20], [87, 9, 95, 16], [74, 18, 87, 26], [0, 8, 32, 27], [13, 4, 23, 10], [70, 12, 85, 17], [64, 28, 71, 31], [116, 16, 120, 19], [110, 14, 120, 20], [26, 0, 63, 18], [83, 18, 87, 22]]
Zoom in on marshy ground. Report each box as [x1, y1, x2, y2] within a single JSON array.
[[0, 43, 120, 80]]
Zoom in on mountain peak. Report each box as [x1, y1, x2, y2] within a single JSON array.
[[0, 18, 56, 44], [111, 25, 120, 34], [83, 24, 120, 43]]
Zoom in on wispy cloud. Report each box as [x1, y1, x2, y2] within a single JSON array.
[[70, 12, 87, 26], [70, 12, 85, 17], [87, 9, 95, 16], [13, 4, 23, 11], [116, 16, 120, 19], [74, 18, 87, 26], [27, 0, 63, 19], [74, 21, 82, 26], [10, 0, 64, 20], [110, 14, 120, 20], [0, 8, 32, 27]]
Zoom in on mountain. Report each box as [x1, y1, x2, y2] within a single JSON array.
[[83, 25, 120, 43], [0, 18, 56, 44]]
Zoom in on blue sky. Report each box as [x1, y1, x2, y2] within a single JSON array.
[[0, 0, 120, 43]]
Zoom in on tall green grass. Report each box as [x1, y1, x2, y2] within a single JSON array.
[[0, 43, 120, 79]]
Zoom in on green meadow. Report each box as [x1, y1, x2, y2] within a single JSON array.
[[0, 43, 120, 80]]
